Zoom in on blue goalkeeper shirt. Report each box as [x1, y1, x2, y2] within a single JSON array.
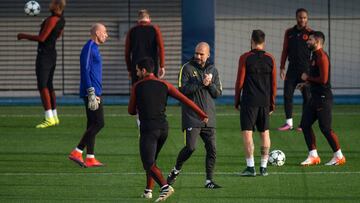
[[79, 39, 102, 97]]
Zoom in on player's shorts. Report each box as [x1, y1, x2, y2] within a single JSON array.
[[240, 105, 269, 132], [139, 126, 168, 170], [35, 53, 57, 90]]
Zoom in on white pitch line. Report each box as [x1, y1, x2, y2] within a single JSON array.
[[1, 171, 360, 176], [1, 112, 360, 118]]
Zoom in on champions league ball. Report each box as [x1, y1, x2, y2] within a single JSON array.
[[24, 1, 41, 16], [268, 150, 286, 166]]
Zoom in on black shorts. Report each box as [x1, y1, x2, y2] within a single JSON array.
[[139, 125, 168, 170], [240, 105, 269, 132], [35, 53, 57, 90]]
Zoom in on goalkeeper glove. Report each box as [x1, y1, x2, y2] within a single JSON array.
[[87, 87, 100, 111]]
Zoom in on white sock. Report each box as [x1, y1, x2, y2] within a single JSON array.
[[286, 118, 293, 126], [260, 158, 268, 168], [144, 189, 152, 192], [86, 154, 95, 158], [173, 167, 180, 174], [334, 149, 343, 159], [309, 149, 319, 157], [205, 179, 212, 185], [136, 118, 140, 128], [75, 148, 83, 153], [52, 109, 58, 117], [45, 110, 54, 119], [246, 157, 255, 167]]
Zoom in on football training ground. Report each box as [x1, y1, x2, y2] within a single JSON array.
[[1, 105, 359, 202]]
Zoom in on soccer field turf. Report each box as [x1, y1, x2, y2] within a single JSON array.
[[0, 105, 359, 202]]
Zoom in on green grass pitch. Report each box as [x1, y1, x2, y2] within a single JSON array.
[[0, 105, 360, 202]]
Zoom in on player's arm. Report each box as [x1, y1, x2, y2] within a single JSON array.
[[57, 29, 64, 39], [234, 54, 246, 109], [270, 55, 277, 113], [280, 29, 289, 71], [80, 44, 94, 91], [306, 54, 329, 85], [207, 69, 222, 99], [154, 25, 165, 69], [17, 16, 60, 42], [128, 84, 137, 115], [167, 81, 208, 121], [124, 28, 132, 73], [178, 66, 202, 95]]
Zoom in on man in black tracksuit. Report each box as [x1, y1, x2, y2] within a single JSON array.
[[167, 42, 222, 189], [278, 8, 312, 131]]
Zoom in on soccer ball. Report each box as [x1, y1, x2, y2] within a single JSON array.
[[24, 1, 41, 16], [268, 150, 286, 166]]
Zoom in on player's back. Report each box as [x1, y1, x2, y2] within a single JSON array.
[[129, 25, 158, 64], [242, 50, 275, 107], [134, 75, 169, 130]]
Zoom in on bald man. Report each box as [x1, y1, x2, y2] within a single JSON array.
[[68, 23, 108, 168], [167, 42, 222, 189]]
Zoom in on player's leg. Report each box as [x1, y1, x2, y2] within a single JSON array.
[[167, 128, 200, 185], [257, 107, 270, 176], [47, 60, 59, 125], [300, 101, 320, 166], [140, 129, 174, 202], [279, 79, 296, 131], [317, 99, 346, 165], [143, 124, 169, 199], [298, 80, 311, 131], [200, 128, 221, 188], [240, 105, 257, 176], [84, 98, 105, 167], [35, 56, 55, 128]]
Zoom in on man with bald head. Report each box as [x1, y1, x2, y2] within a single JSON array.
[[167, 42, 222, 189], [69, 23, 108, 168]]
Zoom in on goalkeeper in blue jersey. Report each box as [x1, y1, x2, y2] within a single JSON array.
[[68, 23, 108, 168]]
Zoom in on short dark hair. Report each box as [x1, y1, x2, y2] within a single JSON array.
[[296, 8, 308, 16], [138, 9, 150, 19], [251, 29, 265, 44], [136, 57, 154, 73], [310, 31, 325, 44]]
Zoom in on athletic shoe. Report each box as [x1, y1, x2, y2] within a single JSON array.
[[155, 185, 174, 202], [68, 150, 86, 168], [301, 156, 321, 166], [296, 126, 302, 132], [240, 166, 256, 177], [141, 189, 152, 199], [277, 123, 293, 131], [259, 167, 268, 176], [325, 156, 346, 166], [36, 117, 56, 128], [167, 168, 180, 185], [54, 116, 60, 126], [85, 157, 104, 167], [205, 181, 222, 189]]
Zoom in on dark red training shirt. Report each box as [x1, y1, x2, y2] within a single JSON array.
[[306, 48, 331, 97], [125, 21, 165, 73], [280, 25, 312, 73], [235, 49, 277, 110], [128, 74, 207, 130]]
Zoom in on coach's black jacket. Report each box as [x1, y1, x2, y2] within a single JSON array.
[[178, 58, 222, 130]]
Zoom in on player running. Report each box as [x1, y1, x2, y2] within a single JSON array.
[[278, 8, 312, 131], [125, 9, 165, 84], [17, 0, 66, 128], [235, 30, 277, 176], [298, 31, 346, 166], [68, 23, 108, 168], [167, 42, 222, 189], [128, 57, 208, 202]]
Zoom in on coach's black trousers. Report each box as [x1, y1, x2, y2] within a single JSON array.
[[175, 127, 216, 180], [77, 97, 104, 154]]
